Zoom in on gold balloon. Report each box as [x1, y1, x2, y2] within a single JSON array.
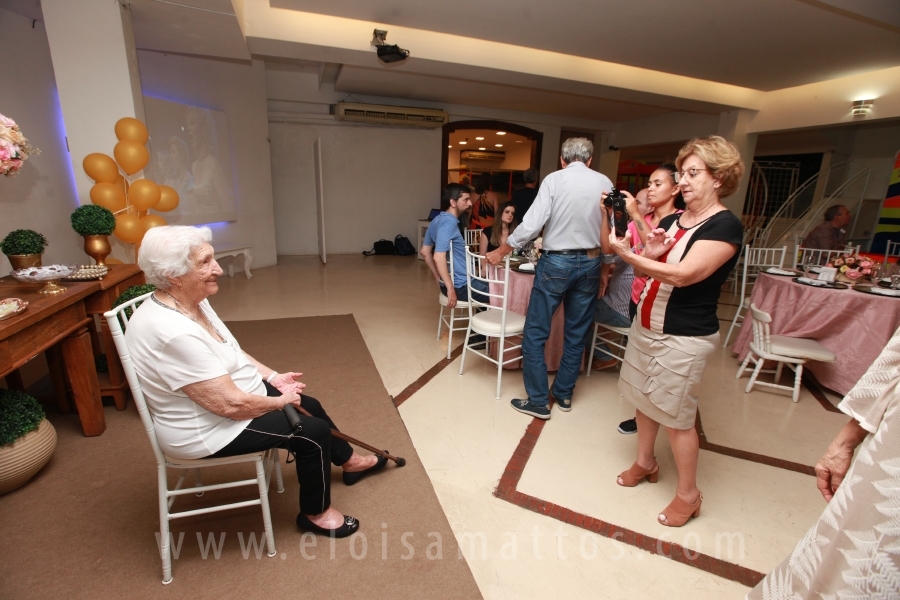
[[83, 153, 119, 183], [114, 140, 149, 175], [156, 185, 180, 212], [114, 173, 130, 194], [89, 182, 126, 212], [129, 179, 161, 211], [114, 213, 144, 244], [114, 117, 149, 144], [141, 214, 167, 233]]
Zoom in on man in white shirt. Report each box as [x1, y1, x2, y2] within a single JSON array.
[[487, 138, 613, 419]]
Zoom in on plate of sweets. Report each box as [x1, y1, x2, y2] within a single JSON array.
[[0, 298, 28, 321]]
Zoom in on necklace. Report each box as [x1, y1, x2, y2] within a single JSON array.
[[156, 290, 223, 340], [676, 204, 723, 230]]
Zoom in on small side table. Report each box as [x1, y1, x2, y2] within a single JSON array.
[[214, 246, 253, 279], [83, 264, 145, 411], [417, 220, 430, 260]]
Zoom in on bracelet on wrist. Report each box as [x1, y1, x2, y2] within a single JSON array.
[[266, 371, 278, 384]]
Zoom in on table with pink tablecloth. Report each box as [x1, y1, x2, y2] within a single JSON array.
[[489, 268, 568, 370], [731, 273, 900, 395]]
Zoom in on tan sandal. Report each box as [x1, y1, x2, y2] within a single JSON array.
[[658, 493, 702, 527], [616, 462, 659, 487]]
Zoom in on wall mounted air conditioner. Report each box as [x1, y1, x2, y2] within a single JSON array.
[[331, 102, 448, 128], [459, 150, 505, 163]]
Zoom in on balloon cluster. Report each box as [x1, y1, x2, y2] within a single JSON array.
[[81, 118, 179, 245]]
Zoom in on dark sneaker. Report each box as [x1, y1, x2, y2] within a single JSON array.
[[555, 397, 572, 412], [617, 418, 637, 434], [510, 398, 551, 420]]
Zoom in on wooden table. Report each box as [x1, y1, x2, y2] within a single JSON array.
[[0, 278, 105, 436], [83, 264, 145, 410]]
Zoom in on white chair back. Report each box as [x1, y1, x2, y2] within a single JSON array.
[[723, 245, 786, 347], [463, 248, 511, 315], [104, 293, 165, 464], [796, 242, 861, 267], [748, 303, 773, 354], [464, 228, 481, 252]]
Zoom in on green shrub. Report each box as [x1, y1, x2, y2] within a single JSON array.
[[0, 389, 45, 447], [0, 229, 48, 255], [112, 283, 157, 326], [70, 205, 116, 236]]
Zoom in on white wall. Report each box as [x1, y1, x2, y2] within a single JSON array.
[[137, 51, 278, 267], [0, 8, 83, 269], [269, 122, 441, 255]]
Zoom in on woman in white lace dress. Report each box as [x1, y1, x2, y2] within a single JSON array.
[[748, 326, 900, 599]]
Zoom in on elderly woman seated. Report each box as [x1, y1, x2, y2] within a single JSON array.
[[126, 225, 386, 538]]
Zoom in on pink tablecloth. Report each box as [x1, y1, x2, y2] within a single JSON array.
[[731, 273, 900, 395], [489, 268, 568, 370]]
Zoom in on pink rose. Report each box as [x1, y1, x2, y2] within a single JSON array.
[[860, 260, 873, 268], [0, 147, 10, 161], [833, 258, 845, 267], [846, 269, 862, 279], [862, 268, 872, 275], [0, 113, 17, 128]]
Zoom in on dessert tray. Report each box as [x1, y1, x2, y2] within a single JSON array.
[[61, 265, 109, 281], [0, 297, 28, 321]]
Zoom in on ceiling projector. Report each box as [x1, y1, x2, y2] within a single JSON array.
[[372, 29, 409, 64]]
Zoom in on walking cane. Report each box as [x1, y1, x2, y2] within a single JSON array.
[[283, 404, 407, 467]]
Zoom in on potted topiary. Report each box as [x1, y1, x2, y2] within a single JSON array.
[[1, 229, 48, 270], [70, 204, 116, 265], [0, 389, 57, 495]]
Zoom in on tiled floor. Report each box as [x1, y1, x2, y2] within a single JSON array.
[[210, 254, 849, 599]]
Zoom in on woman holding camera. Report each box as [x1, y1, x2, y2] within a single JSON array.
[[608, 136, 744, 527]]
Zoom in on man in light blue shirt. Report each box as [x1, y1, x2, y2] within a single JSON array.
[[487, 138, 613, 419], [421, 183, 488, 307]]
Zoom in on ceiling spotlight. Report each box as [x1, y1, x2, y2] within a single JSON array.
[[479, 147, 486, 150], [851, 99, 874, 116], [475, 137, 484, 140], [516, 140, 523, 143], [371, 29, 409, 63], [448, 145, 452, 148], [495, 144, 503, 147], [459, 139, 467, 145], [496, 131, 506, 135]]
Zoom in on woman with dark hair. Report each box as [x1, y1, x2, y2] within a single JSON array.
[[469, 172, 499, 230], [609, 136, 744, 527], [616, 162, 686, 436], [480, 202, 518, 254]]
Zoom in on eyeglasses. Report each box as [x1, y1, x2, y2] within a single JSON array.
[[674, 168, 708, 183]]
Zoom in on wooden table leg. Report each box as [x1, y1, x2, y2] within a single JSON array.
[[61, 326, 105, 436], [45, 346, 71, 414], [99, 319, 127, 410], [4, 369, 25, 391]]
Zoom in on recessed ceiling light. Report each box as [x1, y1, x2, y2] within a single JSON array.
[[478, 147, 486, 150], [495, 144, 503, 147], [459, 140, 467, 144], [496, 131, 506, 135], [475, 137, 484, 140], [448, 145, 452, 148], [516, 140, 523, 143]]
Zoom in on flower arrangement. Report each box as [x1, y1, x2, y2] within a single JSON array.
[[826, 254, 875, 282], [522, 237, 543, 263], [0, 113, 39, 177]]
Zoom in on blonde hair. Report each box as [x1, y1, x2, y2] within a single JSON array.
[[676, 135, 745, 198]]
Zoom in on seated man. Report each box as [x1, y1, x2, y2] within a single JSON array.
[[803, 204, 851, 250], [421, 183, 489, 307], [127, 226, 387, 539], [585, 253, 634, 370]]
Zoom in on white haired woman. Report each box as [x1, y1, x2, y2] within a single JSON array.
[[608, 136, 744, 527], [126, 225, 386, 538]]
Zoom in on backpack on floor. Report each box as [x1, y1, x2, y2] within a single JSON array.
[[394, 235, 416, 256], [363, 239, 395, 256]]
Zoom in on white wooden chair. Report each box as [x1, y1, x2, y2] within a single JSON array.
[[464, 228, 481, 253], [584, 323, 630, 376], [104, 293, 284, 585], [723, 245, 787, 347], [735, 303, 835, 403], [436, 240, 472, 359], [458, 249, 526, 399], [795, 240, 860, 268]]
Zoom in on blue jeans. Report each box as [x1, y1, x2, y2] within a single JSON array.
[[522, 253, 601, 406], [439, 278, 489, 304], [583, 300, 632, 360]]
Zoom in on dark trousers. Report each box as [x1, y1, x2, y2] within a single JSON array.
[[629, 299, 638, 322], [209, 382, 353, 515]]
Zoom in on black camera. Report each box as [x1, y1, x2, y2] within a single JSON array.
[[604, 188, 629, 237]]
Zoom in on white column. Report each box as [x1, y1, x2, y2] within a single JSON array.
[[717, 109, 758, 215], [42, 0, 145, 206]]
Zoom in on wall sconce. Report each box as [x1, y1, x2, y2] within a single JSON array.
[[851, 99, 874, 116]]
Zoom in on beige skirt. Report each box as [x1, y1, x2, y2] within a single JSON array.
[[617, 322, 719, 430]]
